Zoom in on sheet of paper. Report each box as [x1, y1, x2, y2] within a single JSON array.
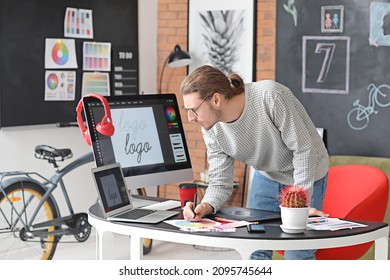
[[180, 227, 236, 233], [83, 41, 111, 71], [45, 38, 78, 69], [214, 220, 250, 229], [164, 219, 221, 231], [307, 217, 367, 231], [64, 7, 93, 39], [82, 72, 110, 96], [141, 200, 181, 211], [44, 70, 76, 101]]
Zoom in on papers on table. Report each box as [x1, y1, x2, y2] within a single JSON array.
[[164, 218, 251, 233], [307, 217, 367, 231], [140, 200, 181, 211]]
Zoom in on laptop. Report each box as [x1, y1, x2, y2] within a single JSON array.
[[91, 163, 178, 223]]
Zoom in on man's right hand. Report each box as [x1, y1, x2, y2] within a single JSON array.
[[183, 202, 213, 221]]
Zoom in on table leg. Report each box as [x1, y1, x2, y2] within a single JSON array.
[[235, 247, 253, 260], [130, 235, 143, 260], [95, 230, 99, 259], [96, 230, 115, 260], [374, 236, 389, 260]]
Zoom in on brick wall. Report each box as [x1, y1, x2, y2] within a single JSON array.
[[157, 0, 276, 207]]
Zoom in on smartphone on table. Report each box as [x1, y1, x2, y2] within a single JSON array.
[[247, 224, 266, 233]]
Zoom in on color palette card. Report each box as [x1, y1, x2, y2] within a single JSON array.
[[45, 38, 78, 69], [44, 71, 76, 101], [82, 72, 110, 96], [164, 219, 229, 232], [64, 7, 93, 39], [83, 42, 111, 71]]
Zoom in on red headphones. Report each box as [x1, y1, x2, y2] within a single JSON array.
[[76, 94, 115, 146]]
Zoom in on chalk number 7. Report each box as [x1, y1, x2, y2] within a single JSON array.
[[314, 43, 336, 83]]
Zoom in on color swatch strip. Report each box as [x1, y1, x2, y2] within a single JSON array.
[[83, 42, 111, 71]]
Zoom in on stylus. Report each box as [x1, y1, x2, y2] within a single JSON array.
[[193, 193, 197, 218]]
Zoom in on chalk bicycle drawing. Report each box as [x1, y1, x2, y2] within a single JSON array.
[[347, 83, 390, 130]]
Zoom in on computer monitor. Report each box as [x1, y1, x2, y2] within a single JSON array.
[[82, 93, 194, 190]]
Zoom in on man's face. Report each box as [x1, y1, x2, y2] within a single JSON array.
[[182, 93, 220, 130]]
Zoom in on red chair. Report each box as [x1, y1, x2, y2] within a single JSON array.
[[315, 164, 389, 259], [276, 164, 389, 259]]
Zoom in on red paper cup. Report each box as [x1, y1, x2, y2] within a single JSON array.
[[178, 183, 198, 208]]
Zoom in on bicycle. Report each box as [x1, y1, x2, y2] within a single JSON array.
[[0, 144, 154, 260], [0, 144, 94, 260]]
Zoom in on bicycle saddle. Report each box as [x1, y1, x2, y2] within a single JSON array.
[[35, 145, 73, 161]]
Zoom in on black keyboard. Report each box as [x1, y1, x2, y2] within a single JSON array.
[[116, 208, 156, 220]]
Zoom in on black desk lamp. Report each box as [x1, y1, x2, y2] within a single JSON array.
[[159, 44, 192, 94]]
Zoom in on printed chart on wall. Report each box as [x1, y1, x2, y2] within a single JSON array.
[[45, 38, 78, 69], [45, 71, 76, 101], [64, 7, 93, 39], [83, 41, 111, 71], [82, 72, 110, 96], [276, 0, 390, 157]]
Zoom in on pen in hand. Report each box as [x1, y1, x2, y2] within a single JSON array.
[[193, 193, 197, 218]]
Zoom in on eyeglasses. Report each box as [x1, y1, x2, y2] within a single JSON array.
[[181, 93, 213, 116]]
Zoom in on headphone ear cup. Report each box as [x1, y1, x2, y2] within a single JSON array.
[[96, 117, 115, 136], [77, 94, 114, 144]]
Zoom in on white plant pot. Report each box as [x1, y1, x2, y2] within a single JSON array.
[[280, 206, 309, 234]]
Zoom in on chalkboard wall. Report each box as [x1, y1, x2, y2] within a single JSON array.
[[276, 0, 390, 157], [0, 0, 138, 127]]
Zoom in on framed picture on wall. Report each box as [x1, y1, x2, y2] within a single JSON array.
[[321, 5, 344, 33], [188, 0, 256, 83]]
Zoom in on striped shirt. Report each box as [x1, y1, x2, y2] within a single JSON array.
[[201, 80, 329, 212]]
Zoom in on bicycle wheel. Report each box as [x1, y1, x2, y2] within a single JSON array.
[[347, 107, 369, 130], [375, 84, 390, 107], [0, 181, 59, 260]]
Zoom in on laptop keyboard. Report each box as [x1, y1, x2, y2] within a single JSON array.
[[116, 208, 156, 220]]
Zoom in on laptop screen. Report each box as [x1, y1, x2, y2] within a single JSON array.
[[92, 163, 131, 216]]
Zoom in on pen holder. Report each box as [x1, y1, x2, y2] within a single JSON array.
[[178, 183, 198, 208]]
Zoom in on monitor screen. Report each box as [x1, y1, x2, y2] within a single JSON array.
[[83, 93, 193, 190]]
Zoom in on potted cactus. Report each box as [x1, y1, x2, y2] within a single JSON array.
[[279, 186, 310, 234]]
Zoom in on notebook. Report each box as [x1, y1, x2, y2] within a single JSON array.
[[91, 163, 178, 223]]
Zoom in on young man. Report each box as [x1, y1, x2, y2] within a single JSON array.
[[181, 65, 329, 260]]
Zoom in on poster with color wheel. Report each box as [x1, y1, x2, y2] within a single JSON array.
[[44, 71, 76, 101], [45, 38, 78, 69]]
